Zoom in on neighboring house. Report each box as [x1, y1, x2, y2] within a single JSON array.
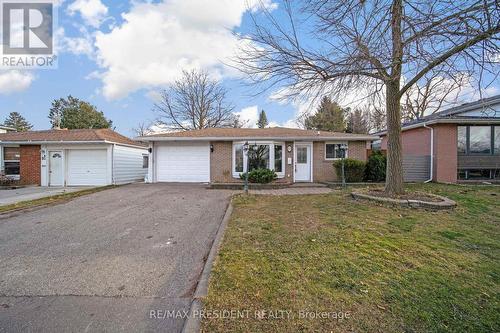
[[379, 95, 500, 183], [0, 126, 16, 134], [138, 127, 376, 184], [0, 129, 148, 186]]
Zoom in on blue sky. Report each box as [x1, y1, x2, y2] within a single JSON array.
[[1, 0, 498, 137], [0, 0, 299, 136]]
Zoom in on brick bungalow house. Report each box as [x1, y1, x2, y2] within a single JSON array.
[[379, 95, 500, 183], [139, 127, 376, 184], [0, 129, 148, 186]]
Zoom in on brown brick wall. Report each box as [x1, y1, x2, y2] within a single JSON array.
[[209, 141, 294, 183], [433, 124, 457, 183], [313, 141, 368, 182], [20, 145, 41, 185]]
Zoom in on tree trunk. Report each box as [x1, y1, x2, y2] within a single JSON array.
[[385, 82, 405, 195]]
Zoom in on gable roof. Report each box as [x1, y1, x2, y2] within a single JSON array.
[[139, 127, 377, 141], [0, 128, 145, 147], [377, 94, 500, 135]]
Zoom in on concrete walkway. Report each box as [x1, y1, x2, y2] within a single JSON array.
[[0, 186, 91, 206], [248, 187, 333, 195]]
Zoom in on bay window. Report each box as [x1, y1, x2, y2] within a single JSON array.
[[469, 126, 491, 154], [232, 142, 285, 177]]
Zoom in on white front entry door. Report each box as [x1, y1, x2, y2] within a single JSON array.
[[49, 151, 64, 186], [295, 144, 312, 182]]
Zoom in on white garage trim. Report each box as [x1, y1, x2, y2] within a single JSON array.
[[155, 142, 210, 183]]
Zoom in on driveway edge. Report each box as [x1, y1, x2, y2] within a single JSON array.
[[182, 199, 234, 333]]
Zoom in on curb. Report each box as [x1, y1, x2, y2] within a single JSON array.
[[181, 201, 234, 333]]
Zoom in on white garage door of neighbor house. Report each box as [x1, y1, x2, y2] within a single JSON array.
[[156, 143, 210, 182], [67, 149, 108, 186]]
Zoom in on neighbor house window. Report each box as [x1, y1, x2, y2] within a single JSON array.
[[495, 126, 500, 155], [3, 147, 20, 177], [457, 126, 467, 154], [469, 126, 491, 154], [458, 125, 498, 155], [232, 142, 284, 177], [142, 155, 149, 169], [325, 143, 347, 159]]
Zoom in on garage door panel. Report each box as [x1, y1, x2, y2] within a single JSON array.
[[156, 143, 210, 182], [67, 150, 108, 186]]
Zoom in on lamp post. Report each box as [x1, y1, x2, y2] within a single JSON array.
[[243, 141, 249, 195], [340, 143, 348, 189]]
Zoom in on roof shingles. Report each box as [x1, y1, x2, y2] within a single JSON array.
[[142, 127, 375, 140], [0, 129, 143, 147]]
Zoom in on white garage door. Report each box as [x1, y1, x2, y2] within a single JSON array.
[[67, 149, 108, 186], [156, 143, 210, 182]]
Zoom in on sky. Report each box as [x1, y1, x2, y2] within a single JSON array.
[[0, 0, 498, 137], [0, 0, 301, 137]]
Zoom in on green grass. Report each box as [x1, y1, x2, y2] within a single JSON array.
[[0, 186, 117, 214], [201, 184, 500, 333]]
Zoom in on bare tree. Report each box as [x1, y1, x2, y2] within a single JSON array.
[[132, 121, 153, 137], [235, 0, 499, 194], [402, 71, 467, 121], [154, 70, 236, 130]]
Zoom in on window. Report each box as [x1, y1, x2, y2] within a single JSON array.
[[248, 145, 270, 171], [458, 169, 499, 180], [297, 147, 308, 163], [232, 142, 284, 177], [325, 143, 347, 159], [457, 126, 467, 154], [469, 126, 491, 154], [234, 144, 244, 173], [3, 147, 20, 176], [142, 155, 149, 169], [457, 125, 498, 155], [274, 145, 283, 172], [495, 126, 500, 155]]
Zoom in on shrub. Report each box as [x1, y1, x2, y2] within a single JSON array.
[[333, 159, 366, 183], [240, 168, 277, 184], [364, 151, 387, 182]]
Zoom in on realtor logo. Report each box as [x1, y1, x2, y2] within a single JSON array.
[[1, 0, 57, 68]]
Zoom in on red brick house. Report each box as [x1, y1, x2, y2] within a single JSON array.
[[139, 127, 376, 184], [379, 95, 500, 183], [0, 129, 148, 186]]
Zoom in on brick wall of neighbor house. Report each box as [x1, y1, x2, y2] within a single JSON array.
[[313, 141, 368, 182], [433, 124, 458, 183], [380, 127, 432, 155], [209, 141, 294, 183], [20, 145, 41, 185]]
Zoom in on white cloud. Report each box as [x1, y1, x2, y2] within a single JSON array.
[[93, 0, 277, 100], [0, 71, 35, 94], [233, 105, 260, 128], [68, 0, 108, 28]]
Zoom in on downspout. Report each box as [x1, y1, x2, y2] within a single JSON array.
[[423, 123, 433, 183]]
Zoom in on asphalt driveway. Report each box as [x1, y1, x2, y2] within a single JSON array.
[[0, 183, 232, 332]]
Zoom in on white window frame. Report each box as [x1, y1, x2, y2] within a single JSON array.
[[232, 141, 285, 178], [324, 142, 348, 160]]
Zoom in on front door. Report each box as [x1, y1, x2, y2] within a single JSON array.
[[295, 144, 312, 182], [49, 151, 64, 186]]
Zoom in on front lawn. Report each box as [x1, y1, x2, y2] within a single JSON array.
[[202, 184, 500, 332]]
